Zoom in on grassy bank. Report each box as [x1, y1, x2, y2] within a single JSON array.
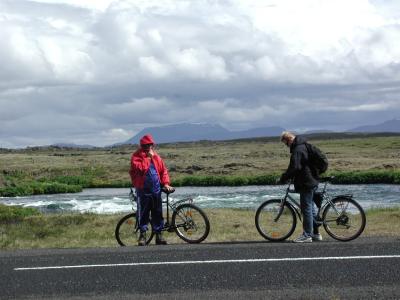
[[173, 170, 400, 186], [2, 170, 400, 197], [1, 204, 399, 250], [1, 134, 400, 196]]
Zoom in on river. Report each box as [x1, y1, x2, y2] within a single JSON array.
[[1, 184, 400, 214]]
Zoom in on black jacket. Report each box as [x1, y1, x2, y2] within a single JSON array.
[[280, 135, 318, 192]]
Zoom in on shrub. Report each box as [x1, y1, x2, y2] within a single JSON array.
[[330, 170, 400, 184], [172, 174, 279, 187], [52, 175, 92, 187], [0, 204, 40, 224], [0, 182, 82, 197]]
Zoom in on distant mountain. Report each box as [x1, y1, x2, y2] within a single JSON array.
[[348, 119, 400, 133], [122, 123, 285, 145], [234, 126, 285, 139], [55, 119, 400, 148], [51, 143, 96, 149], [303, 130, 335, 134], [123, 123, 231, 144]]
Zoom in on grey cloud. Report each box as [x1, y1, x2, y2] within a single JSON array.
[[1, 0, 400, 147]]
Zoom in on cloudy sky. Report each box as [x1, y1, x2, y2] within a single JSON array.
[[1, 0, 400, 148]]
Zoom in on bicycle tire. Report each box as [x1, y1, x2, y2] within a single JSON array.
[[115, 213, 154, 246], [322, 197, 366, 242], [255, 199, 297, 241], [172, 203, 210, 243]]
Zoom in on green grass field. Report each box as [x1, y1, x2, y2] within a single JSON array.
[[1, 133, 400, 196], [0, 204, 399, 250]]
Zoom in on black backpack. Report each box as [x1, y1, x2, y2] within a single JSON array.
[[305, 143, 328, 176]]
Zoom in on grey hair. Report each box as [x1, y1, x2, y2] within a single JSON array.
[[280, 131, 295, 142]]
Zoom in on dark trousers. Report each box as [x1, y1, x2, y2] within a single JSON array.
[[136, 190, 164, 233]]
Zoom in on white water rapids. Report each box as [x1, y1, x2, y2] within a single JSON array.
[[1, 184, 400, 214]]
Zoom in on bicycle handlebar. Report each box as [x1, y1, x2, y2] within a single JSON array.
[[162, 186, 176, 195], [285, 176, 334, 193]]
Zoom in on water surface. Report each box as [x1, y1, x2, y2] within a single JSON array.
[[1, 184, 399, 214]]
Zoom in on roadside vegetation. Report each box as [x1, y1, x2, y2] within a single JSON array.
[[1, 133, 400, 196], [1, 204, 399, 250]]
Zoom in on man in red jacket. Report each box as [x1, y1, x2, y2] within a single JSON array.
[[129, 134, 174, 246]]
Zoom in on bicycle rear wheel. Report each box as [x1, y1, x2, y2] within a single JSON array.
[[255, 199, 297, 241], [115, 213, 154, 246], [322, 197, 366, 241], [172, 203, 210, 243]]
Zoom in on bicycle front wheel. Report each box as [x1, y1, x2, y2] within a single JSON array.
[[255, 199, 297, 241], [322, 197, 366, 241], [172, 203, 210, 243], [115, 213, 154, 246]]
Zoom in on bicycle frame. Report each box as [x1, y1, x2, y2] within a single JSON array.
[[130, 188, 194, 229], [278, 187, 302, 221], [278, 179, 354, 224], [162, 191, 193, 228]]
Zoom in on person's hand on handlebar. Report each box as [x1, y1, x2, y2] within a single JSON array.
[[163, 184, 175, 193]]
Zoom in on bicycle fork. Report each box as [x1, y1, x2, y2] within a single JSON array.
[[275, 201, 286, 222]]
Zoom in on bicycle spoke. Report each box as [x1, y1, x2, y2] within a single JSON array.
[[334, 200, 350, 216], [255, 199, 296, 241], [115, 213, 154, 246], [323, 198, 366, 241], [115, 214, 139, 246], [172, 204, 210, 243]]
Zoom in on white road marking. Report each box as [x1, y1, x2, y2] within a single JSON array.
[[14, 255, 400, 271]]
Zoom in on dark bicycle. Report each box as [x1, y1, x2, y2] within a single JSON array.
[[115, 187, 210, 246], [255, 177, 366, 242]]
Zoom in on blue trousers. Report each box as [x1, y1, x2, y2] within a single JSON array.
[[300, 187, 318, 237], [136, 190, 164, 233]]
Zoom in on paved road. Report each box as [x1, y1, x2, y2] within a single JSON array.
[[1, 237, 400, 299]]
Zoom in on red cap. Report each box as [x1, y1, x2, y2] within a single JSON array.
[[140, 134, 155, 145]]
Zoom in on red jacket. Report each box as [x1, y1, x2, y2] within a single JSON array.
[[129, 149, 170, 189]]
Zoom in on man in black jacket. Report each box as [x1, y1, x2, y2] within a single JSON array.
[[279, 131, 321, 243]]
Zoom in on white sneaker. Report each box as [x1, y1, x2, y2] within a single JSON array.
[[312, 233, 323, 241], [293, 234, 312, 243]]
